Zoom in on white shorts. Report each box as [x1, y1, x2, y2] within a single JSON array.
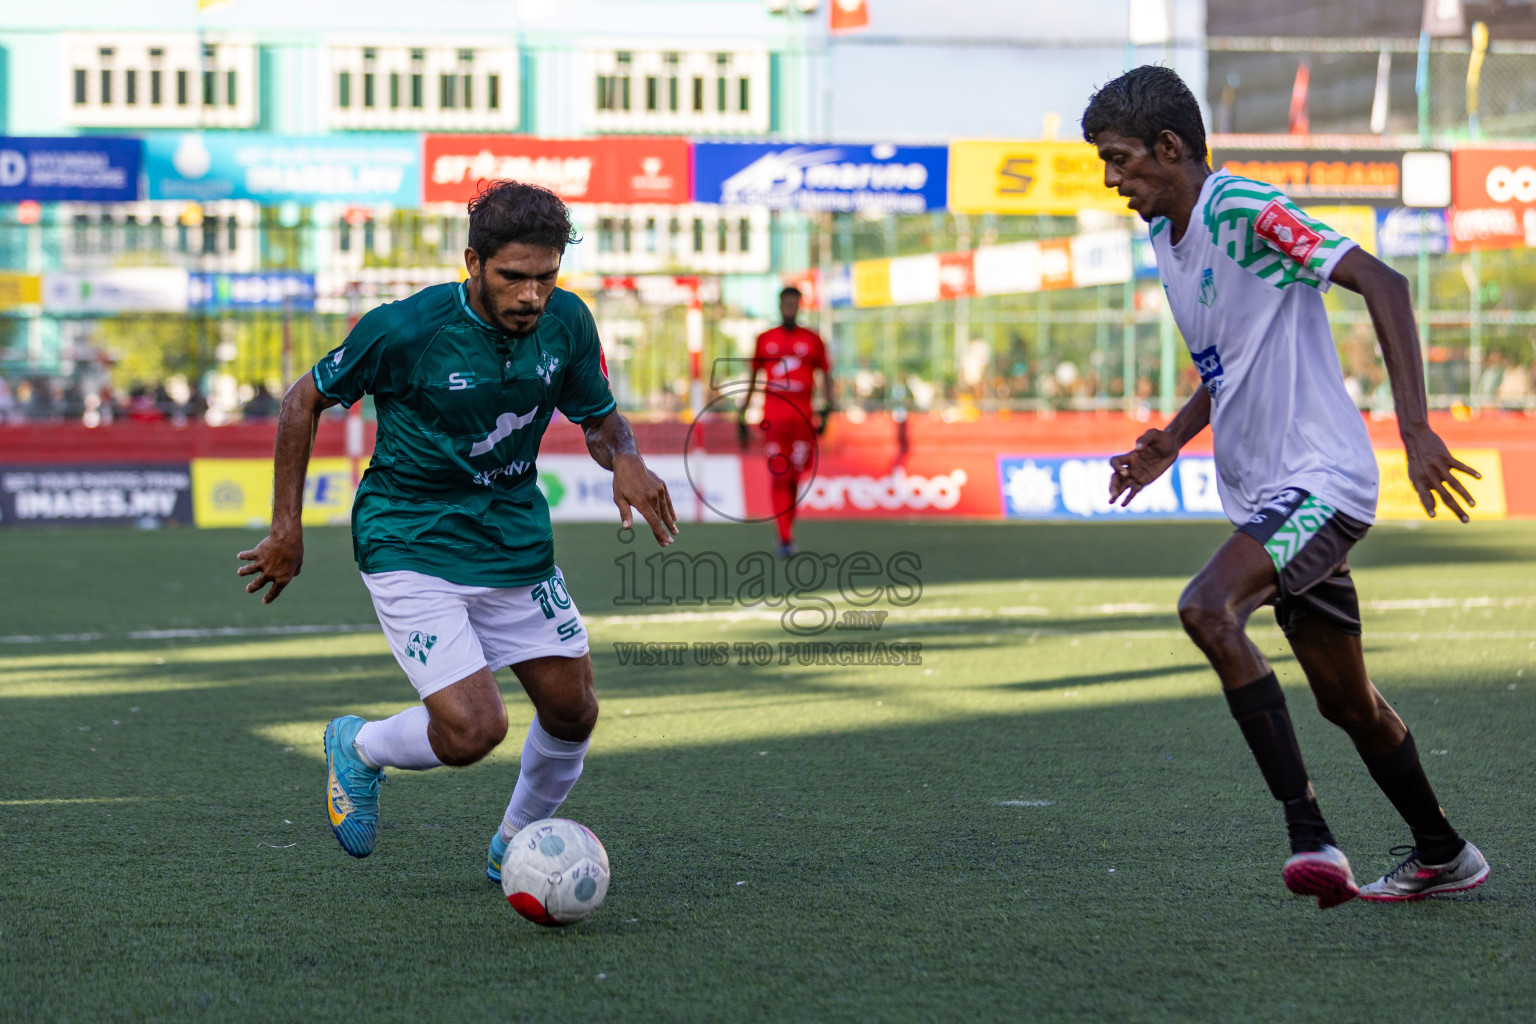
[[362, 567, 590, 700]]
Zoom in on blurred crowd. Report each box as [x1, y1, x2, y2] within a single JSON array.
[[0, 376, 284, 427]]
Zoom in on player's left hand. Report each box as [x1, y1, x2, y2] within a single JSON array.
[[1401, 424, 1480, 522], [612, 453, 679, 546]]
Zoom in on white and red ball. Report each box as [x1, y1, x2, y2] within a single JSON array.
[[501, 818, 610, 926]]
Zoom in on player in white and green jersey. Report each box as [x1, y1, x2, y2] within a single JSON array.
[[1083, 67, 1488, 907], [236, 181, 679, 879]]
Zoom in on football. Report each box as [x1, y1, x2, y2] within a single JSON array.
[[500, 818, 611, 926]]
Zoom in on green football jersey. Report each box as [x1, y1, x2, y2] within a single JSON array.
[[312, 282, 616, 587]]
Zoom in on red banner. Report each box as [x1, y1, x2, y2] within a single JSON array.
[[830, 0, 870, 34], [1452, 147, 1536, 208], [1448, 206, 1529, 252], [423, 136, 692, 205]]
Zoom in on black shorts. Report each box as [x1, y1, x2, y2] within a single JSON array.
[[1236, 487, 1370, 637]]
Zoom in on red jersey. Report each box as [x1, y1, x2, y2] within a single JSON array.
[[752, 325, 828, 413]]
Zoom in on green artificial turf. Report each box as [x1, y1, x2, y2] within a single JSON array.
[[2, 519, 1534, 1022]]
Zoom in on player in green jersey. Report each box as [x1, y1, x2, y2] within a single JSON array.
[[236, 181, 678, 873]]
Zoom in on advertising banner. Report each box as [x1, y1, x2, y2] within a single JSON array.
[[998, 454, 1227, 520], [948, 140, 1125, 216], [42, 269, 190, 313], [0, 464, 192, 527], [188, 273, 317, 311], [694, 142, 947, 213], [1448, 205, 1529, 252], [1305, 204, 1378, 254], [798, 452, 1000, 519], [536, 454, 745, 523], [424, 136, 690, 206], [0, 273, 42, 309], [1375, 448, 1506, 521], [1213, 149, 1404, 206], [146, 133, 421, 206], [1450, 148, 1536, 208], [0, 137, 141, 203], [1376, 208, 1449, 257], [191, 458, 355, 528]]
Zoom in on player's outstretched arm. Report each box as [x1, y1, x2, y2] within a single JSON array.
[[1109, 387, 1210, 507], [581, 409, 679, 547], [237, 374, 338, 603], [1330, 248, 1481, 522]]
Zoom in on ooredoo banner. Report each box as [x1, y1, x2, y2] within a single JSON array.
[[0, 464, 192, 527], [1451, 148, 1536, 208], [424, 136, 691, 205]]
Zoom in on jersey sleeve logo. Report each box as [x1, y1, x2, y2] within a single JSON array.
[[1255, 199, 1322, 264]]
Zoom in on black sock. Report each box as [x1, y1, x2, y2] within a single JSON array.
[[1225, 671, 1336, 854], [1361, 731, 1464, 864]]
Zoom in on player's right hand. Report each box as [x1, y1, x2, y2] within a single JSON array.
[[1109, 428, 1180, 507], [237, 530, 304, 604]]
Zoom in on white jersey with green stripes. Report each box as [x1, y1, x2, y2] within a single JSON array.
[[1149, 170, 1378, 526]]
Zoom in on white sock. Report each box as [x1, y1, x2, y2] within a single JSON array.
[[499, 716, 590, 840], [353, 706, 444, 770]]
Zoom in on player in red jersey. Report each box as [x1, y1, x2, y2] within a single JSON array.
[[737, 286, 832, 556]]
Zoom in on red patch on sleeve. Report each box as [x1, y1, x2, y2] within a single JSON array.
[[1254, 199, 1323, 264], [598, 347, 609, 381]]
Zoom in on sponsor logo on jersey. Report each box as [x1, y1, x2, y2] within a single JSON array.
[[404, 630, 437, 665], [331, 346, 346, 365], [1198, 267, 1217, 307], [535, 352, 561, 385], [1255, 199, 1323, 263], [448, 371, 474, 391], [469, 406, 540, 457], [472, 460, 532, 487], [1190, 345, 1226, 397]]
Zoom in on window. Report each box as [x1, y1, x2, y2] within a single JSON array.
[[202, 216, 218, 255], [646, 76, 658, 111], [339, 220, 351, 253], [717, 219, 728, 253], [487, 74, 499, 110], [226, 216, 238, 252], [363, 72, 375, 108], [411, 73, 423, 108], [439, 74, 456, 109], [620, 218, 632, 253], [692, 219, 704, 254], [390, 73, 400, 108], [598, 218, 615, 254], [63, 34, 258, 128], [644, 217, 657, 254], [738, 78, 749, 113], [338, 71, 351, 108], [462, 75, 472, 108], [739, 217, 751, 252], [692, 77, 703, 112]]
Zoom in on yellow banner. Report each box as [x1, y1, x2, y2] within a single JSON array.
[[1374, 448, 1505, 521], [851, 259, 892, 309], [949, 140, 1128, 216], [191, 458, 356, 528], [0, 273, 42, 309], [1304, 205, 1378, 255]]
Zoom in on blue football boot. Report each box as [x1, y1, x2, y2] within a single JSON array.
[[324, 715, 384, 858]]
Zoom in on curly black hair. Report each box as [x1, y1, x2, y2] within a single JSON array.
[[1081, 66, 1207, 163], [466, 180, 581, 259]]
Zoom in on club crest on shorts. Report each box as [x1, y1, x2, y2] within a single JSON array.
[[405, 631, 437, 664]]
